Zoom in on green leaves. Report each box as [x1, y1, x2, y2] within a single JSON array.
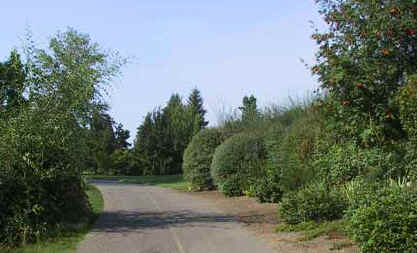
[[0, 28, 125, 246], [346, 184, 417, 252], [313, 0, 417, 145], [132, 90, 207, 176], [183, 128, 225, 191], [210, 132, 267, 197], [279, 182, 347, 224]]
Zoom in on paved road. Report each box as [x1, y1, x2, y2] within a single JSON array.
[[77, 180, 276, 253]]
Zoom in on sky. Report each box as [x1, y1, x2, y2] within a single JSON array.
[[1, 0, 326, 142]]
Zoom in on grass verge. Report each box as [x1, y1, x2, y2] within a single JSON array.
[[276, 219, 347, 241], [86, 174, 190, 191], [3, 185, 104, 253]]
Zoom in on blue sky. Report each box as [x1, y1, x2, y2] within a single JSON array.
[[1, 0, 325, 141]]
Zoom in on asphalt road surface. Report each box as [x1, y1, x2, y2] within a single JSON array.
[[77, 180, 276, 253]]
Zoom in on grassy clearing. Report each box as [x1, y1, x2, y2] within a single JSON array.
[[87, 174, 191, 191], [276, 219, 347, 241], [3, 185, 104, 253]]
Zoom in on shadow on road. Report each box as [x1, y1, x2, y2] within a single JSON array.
[[92, 210, 237, 233]]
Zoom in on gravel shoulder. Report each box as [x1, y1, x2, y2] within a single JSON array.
[[186, 191, 359, 253]]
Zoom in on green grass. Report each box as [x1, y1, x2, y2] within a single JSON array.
[[3, 185, 104, 253], [276, 219, 347, 241], [86, 174, 191, 191]]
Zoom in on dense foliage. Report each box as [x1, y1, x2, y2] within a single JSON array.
[[3, 1, 417, 251], [279, 182, 347, 224], [256, 104, 310, 203], [131, 90, 208, 175], [177, 1, 417, 251], [313, 0, 417, 145], [88, 108, 131, 175], [0, 28, 124, 246], [274, 111, 325, 192], [183, 128, 225, 190], [345, 183, 417, 253], [211, 132, 267, 197]]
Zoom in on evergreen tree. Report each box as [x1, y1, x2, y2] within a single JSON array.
[[187, 88, 208, 131], [114, 123, 130, 150], [132, 90, 204, 176], [90, 109, 116, 174], [163, 94, 190, 174], [131, 112, 153, 175]]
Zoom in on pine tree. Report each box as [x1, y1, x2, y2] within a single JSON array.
[[163, 94, 191, 174], [132, 91, 203, 176], [132, 112, 154, 175], [114, 123, 130, 150], [90, 109, 116, 174], [187, 88, 208, 131]]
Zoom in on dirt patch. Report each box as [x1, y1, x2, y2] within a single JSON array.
[[186, 191, 359, 253]]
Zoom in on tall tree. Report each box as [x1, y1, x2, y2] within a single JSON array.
[[90, 109, 116, 174], [132, 91, 201, 176], [0, 28, 125, 245], [131, 112, 154, 175], [114, 123, 130, 150], [313, 0, 417, 144], [187, 88, 208, 132], [163, 94, 191, 174], [0, 50, 26, 118]]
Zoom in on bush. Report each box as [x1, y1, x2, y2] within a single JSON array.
[[313, 142, 406, 185], [249, 101, 313, 203], [0, 176, 89, 246], [211, 132, 267, 197], [253, 123, 286, 203], [252, 171, 282, 203], [183, 128, 226, 190], [279, 182, 347, 224], [396, 79, 417, 181], [345, 183, 417, 253], [396, 77, 417, 143], [274, 112, 324, 193]]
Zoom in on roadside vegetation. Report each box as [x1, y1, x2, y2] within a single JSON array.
[[181, 1, 417, 252], [0, 28, 122, 249], [2, 1, 417, 252], [1, 185, 104, 253]]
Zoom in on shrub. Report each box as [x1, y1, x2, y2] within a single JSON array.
[[251, 100, 313, 203], [211, 132, 267, 197], [396, 79, 417, 181], [183, 128, 226, 190], [252, 171, 282, 203], [313, 142, 406, 185], [254, 123, 286, 203], [279, 182, 347, 224], [345, 183, 417, 253], [0, 176, 89, 246], [397, 78, 417, 142], [274, 112, 324, 193]]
